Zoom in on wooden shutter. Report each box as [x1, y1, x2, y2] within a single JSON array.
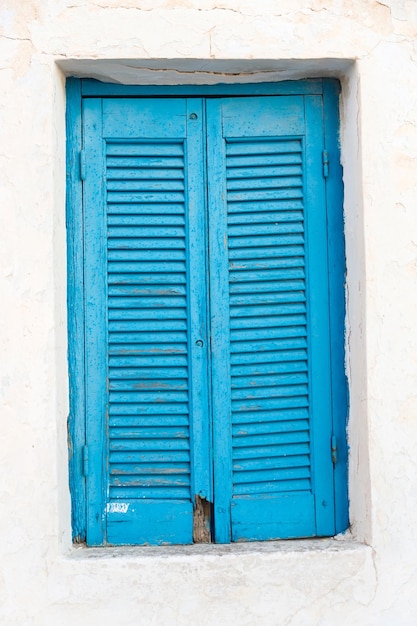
[[207, 96, 336, 541], [83, 98, 210, 545], [80, 92, 341, 545]]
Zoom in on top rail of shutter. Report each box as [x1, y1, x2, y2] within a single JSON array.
[[80, 79, 325, 98]]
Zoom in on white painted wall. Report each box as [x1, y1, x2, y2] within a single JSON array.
[[1, 1, 417, 624]]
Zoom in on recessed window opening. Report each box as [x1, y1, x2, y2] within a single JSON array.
[[66, 78, 348, 546]]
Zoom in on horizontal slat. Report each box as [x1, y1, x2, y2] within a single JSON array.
[[109, 402, 189, 415], [227, 188, 303, 203], [233, 478, 310, 495], [109, 330, 187, 343], [110, 438, 189, 451], [109, 343, 187, 356], [108, 250, 186, 261], [109, 390, 189, 403], [107, 156, 184, 168], [229, 303, 306, 319], [109, 415, 189, 427], [108, 261, 186, 274], [231, 349, 307, 367], [231, 359, 307, 377], [109, 450, 190, 463], [230, 312, 306, 331], [106, 142, 184, 157], [108, 274, 186, 286], [108, 286, 186, 297], [232, 418, 309, 437], [107, 180, 185, 192], [228, 210, 304, 226], [108, 226, 185, 238], [108, 319, 187, 333], [109, 308, 187, 321], [232, 407, 309, 425], [229, 257, 304, 272], [109, 379, 188, 391], [229, 279, 305, 295], [232, 430, 309, 448], [234, 454, 309, 475], [108, 237, 186, 250], [228, 223, 303, 237], [108, 203, 185, 215], [226, 140, 301, 156], [232, 386, 308, 403], [109, 366, 188, 379], [109, 355, 188, 367], [230, 323, 306, 342], [226, 153, 302, 168], [229, 245, 305, 260], [231, 337, 307, 355], [230, 267, 304, 282], [228, 199, 304, 214], [109, 486, 190, 499], [107, 168, 184, 180], [110, 462, 190, 475], [110, 474, 189, 487], [231, 396, 308, 413], [229, 234, 304, 249], [227, 176, 303, 191], [107, 191, 185, 204], [232, 371, 307, 390], [108, 296, 186, 308], [233, 442, 310, 461], [108, 214, 185, 226], [227, 165, 302, 179], [231, 384, 308, 402], [110, 426, 189, 439]]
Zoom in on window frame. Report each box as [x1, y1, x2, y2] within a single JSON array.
[[66, 77, 348, 544]]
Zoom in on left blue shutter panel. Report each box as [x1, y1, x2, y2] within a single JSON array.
[[83, 98, 206, 545]]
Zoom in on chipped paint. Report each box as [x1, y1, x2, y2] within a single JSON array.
[[106, 502, 130, 514]]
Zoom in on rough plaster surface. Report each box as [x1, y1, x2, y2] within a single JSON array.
[[1, 1, 417, 624]]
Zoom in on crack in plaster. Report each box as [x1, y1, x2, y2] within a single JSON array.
[[117, 63, 289, 78], [1, 35, 31, 42]]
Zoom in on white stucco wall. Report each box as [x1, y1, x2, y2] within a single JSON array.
[[1, 1, 417, 624]]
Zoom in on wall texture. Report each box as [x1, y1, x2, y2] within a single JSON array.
[[1, 1, 417, 624]]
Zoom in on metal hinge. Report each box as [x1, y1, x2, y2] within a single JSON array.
[[322, 150, 329, 178], [80, 150, 86, 181], [82, 445, 89, 477], [331, 435, 337, 465]]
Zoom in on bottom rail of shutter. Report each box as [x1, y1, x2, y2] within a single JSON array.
[[231, 492, 316, 542], [106, 500, 193, 545]]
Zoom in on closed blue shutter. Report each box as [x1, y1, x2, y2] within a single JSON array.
[[207, 96, 335, 541], [83, 98, 210, 545], [80, 91, 342, 545]]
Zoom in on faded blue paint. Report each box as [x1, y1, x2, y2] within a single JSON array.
[[67, 79, 347, 546]]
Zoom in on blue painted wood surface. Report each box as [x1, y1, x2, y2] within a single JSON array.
[[68, 79, 347, 545]]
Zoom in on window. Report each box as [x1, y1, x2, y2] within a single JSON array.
[[67, 78, 348, 546]]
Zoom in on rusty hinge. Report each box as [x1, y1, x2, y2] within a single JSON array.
[[331, 435, 337, 465], [322, 150, 329, 178]]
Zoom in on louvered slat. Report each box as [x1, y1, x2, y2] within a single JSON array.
[[226, 138, 311, 499], [106, 140, 192, 503]]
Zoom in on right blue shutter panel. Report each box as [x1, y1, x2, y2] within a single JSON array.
[[207, 96, 335, 541]]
